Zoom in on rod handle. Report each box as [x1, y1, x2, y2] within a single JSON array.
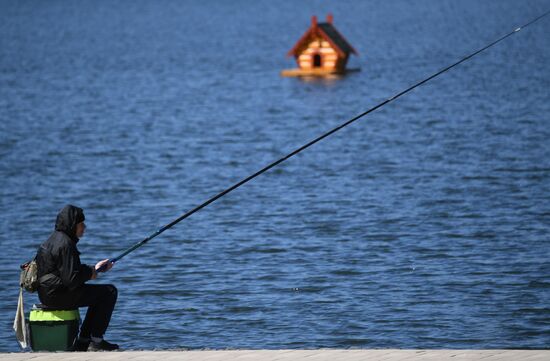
[[96, 259, 115, 273]]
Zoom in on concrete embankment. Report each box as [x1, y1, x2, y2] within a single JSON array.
[[1, 349, 549, 361]]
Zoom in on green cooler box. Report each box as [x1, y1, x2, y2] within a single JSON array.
[[29, 305, 80, 351]]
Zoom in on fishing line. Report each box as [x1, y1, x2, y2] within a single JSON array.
[[99, 9, 550, 271]]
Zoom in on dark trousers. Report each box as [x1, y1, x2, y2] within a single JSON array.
[[39, 284, 118, 339]]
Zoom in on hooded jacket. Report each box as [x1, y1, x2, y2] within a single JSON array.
[[36, 205, 94, 297]]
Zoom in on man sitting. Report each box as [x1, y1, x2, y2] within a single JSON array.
[[36, 204, 118, 351]]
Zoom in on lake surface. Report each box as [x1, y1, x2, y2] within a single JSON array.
[[1, 0, 549, 352]]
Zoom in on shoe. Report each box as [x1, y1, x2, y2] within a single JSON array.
[[71, 338, 90, 352], [87, 339, 119, 351]]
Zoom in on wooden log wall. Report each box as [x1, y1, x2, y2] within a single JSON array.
[[297, 40, 343, 71]]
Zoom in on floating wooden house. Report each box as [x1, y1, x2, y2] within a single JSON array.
[[281, 14, 358, 77]]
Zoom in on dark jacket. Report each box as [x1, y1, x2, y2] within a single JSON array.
[[36, 205, 93, 297]]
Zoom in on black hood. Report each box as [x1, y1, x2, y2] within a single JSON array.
[[55, 204, 85, 242]]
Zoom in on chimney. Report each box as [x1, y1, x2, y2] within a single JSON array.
[[327, 13, 333, 24], [311, 15, 317, 27]]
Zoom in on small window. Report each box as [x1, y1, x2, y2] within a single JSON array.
[[313, 54, 322, 67]]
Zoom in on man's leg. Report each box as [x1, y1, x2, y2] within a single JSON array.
[[38, 283, 118, 351], [76, 284, 118, 339]]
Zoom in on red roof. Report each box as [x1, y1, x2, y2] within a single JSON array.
[[287, 14, 358, 58]]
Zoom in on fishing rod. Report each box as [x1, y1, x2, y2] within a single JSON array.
[[99, 9, 550, 272]]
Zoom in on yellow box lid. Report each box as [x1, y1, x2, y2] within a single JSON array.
[[30, 309, 80, 321]]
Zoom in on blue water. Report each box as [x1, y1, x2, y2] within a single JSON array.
[[1, 0, 549, 352]]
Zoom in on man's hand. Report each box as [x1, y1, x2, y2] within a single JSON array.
[[95, 259, 114, 273]]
